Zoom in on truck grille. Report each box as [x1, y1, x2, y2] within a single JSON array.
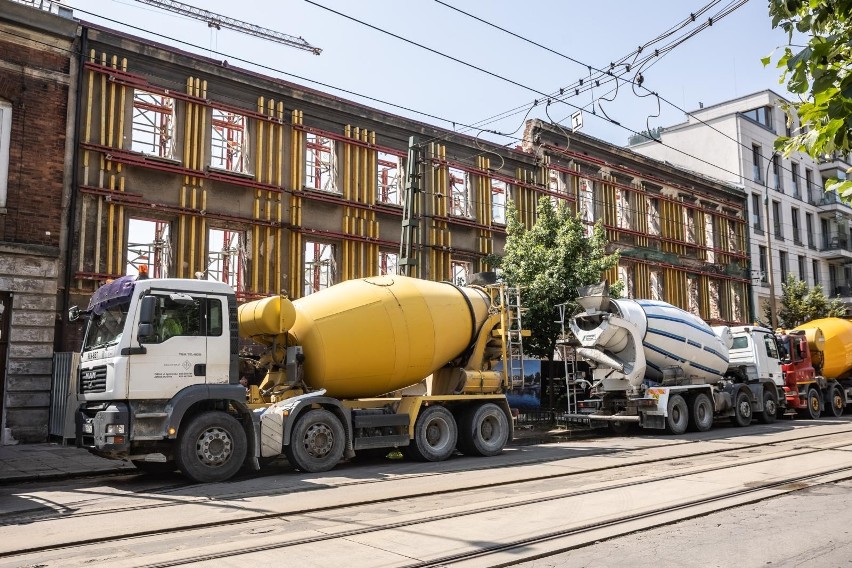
[[79, 365, 107, 393]]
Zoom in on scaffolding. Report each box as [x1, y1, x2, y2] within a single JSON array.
[[555, 302, 585, 415], [502, 285, 526, 392]]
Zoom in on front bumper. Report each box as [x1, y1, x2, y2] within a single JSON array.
[[76, 402, 131, 455]]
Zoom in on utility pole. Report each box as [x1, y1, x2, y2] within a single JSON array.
[[399, 136, 422, 276], [134, 0, 322, 54], [764, 153, 778, 328]]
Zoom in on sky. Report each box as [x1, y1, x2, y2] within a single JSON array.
[[61, 0, 795, 149]]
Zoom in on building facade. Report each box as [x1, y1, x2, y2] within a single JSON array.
[[0, 1, 755, 442], [0, 1, 77, 443], [630, 90, 852, 322], [527, 120, 751, 324]]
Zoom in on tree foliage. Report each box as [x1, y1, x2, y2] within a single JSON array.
[[765, 273, 847, 328], [766, 0, 852, 199], [496, 197, 620, 359]]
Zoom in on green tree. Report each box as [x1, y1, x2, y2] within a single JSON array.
[[766, 273, 847, 328], [766, 0, 852, 199], [496, 197, 620, 359]]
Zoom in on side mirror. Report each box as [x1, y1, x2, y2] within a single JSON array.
[[139, 296, 156, 325], [68, 305, 80, 322], [137, 323, 155, 343]]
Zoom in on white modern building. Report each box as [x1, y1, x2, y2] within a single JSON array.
[[630, 90, 852, 322]]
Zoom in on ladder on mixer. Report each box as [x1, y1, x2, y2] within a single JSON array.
[[503, 286, 526, 392], [555, 302, 583, 415]]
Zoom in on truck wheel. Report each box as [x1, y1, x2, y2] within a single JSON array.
[[800, 387, 822, 420], [758, 389, 778, 424], [176, 411, 247, 483], [404, 405, 458, 462], [665, 395, 689, 435], [609, 420, 633, 435], [826, 385, 845, 417], [689, 393, 714, 432], [457, 403, 509, 457], [285, 409, 345, 473], [733, 390, 753, 427], [131, 460, 176, 474]]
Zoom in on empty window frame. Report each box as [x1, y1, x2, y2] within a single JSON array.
[[377, 152, 402, 205], [449, 167, 471, 217], [306, 133, 337, 192], [131, 90, 175, 158], [126, 218, 171, 278], [491, 178, 507, 224], [210, 109, 247, 173], [207, 228, 245, 293], [451, 259, 472, 286], [304, 241, 336, 296], [378, 250, 398, 276]]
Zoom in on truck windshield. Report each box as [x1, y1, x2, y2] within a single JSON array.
[[731, 336, 749, 350], [83, 301, 130, 350]]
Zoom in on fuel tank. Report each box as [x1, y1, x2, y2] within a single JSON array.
[[795, 318, 852, 379], [239, 275, 491, 398]]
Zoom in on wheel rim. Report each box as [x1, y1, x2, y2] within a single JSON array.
[[195, 427, 233, 467], [697, 402, 708, 423], [832, 391, 843, 412], [425, 416, 451, 451], [303, 423, 334, 458], [739, 397, 751, 418], [765, 398, 776, 416], [481, 415, 497, 441], [811, 394, 820, 412]]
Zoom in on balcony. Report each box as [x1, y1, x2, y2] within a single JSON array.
[[820, 237, 852, 261], [819, 152, 851, 179], [815, 190, 852, 219]]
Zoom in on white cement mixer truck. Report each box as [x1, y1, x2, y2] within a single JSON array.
[[71, 273, 519, 482], [566, 284, 786, 433]]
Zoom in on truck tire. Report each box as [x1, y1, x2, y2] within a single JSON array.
[[176, 411, 247, 483], [689, 393, 713, 432], [826, 385, 845, 417], [457, 403, 509, 457], [758, 388, 778, 424], [285, 409, 346, 473], [131, 460, 176, 474], [404, 405, 458, 462], [733, 390, 753, 427], [800, 387, 822, 420], [665, 394, 688, 435]]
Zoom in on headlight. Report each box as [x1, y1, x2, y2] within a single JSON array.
[[106, 424, 125, 434], [83, 423, 93, 434]]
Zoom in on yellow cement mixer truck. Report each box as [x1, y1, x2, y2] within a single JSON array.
[[776, 318, 852, 418], [70, 273, 519, 482]]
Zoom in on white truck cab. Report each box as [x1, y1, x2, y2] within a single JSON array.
[[73, 275, 249, 471]]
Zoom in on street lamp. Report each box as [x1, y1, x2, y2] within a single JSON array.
[[763, 153, 778, 329]]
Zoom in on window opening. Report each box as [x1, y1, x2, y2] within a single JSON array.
[[304, 240, 336, 295], [449, 167, 471, 217], [206, 228, 245, 296], [211, 108, 247, 173], [378, 250, 398, 275], [451, 260, 471, 286], [126, 218, 170, 278], [491, 179, 507, 224], [377, 152, 401, 205], [131, 90, 175, 158], [306, 133, 337, 192]]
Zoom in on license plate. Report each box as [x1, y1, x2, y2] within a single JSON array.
[[83, 423, 93, 434]]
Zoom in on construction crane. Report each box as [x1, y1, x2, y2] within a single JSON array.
[[134, 0, 322, 55]]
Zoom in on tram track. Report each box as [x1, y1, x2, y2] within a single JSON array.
[[1, 425, 851, 565], [2, 423, 849, 530]]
